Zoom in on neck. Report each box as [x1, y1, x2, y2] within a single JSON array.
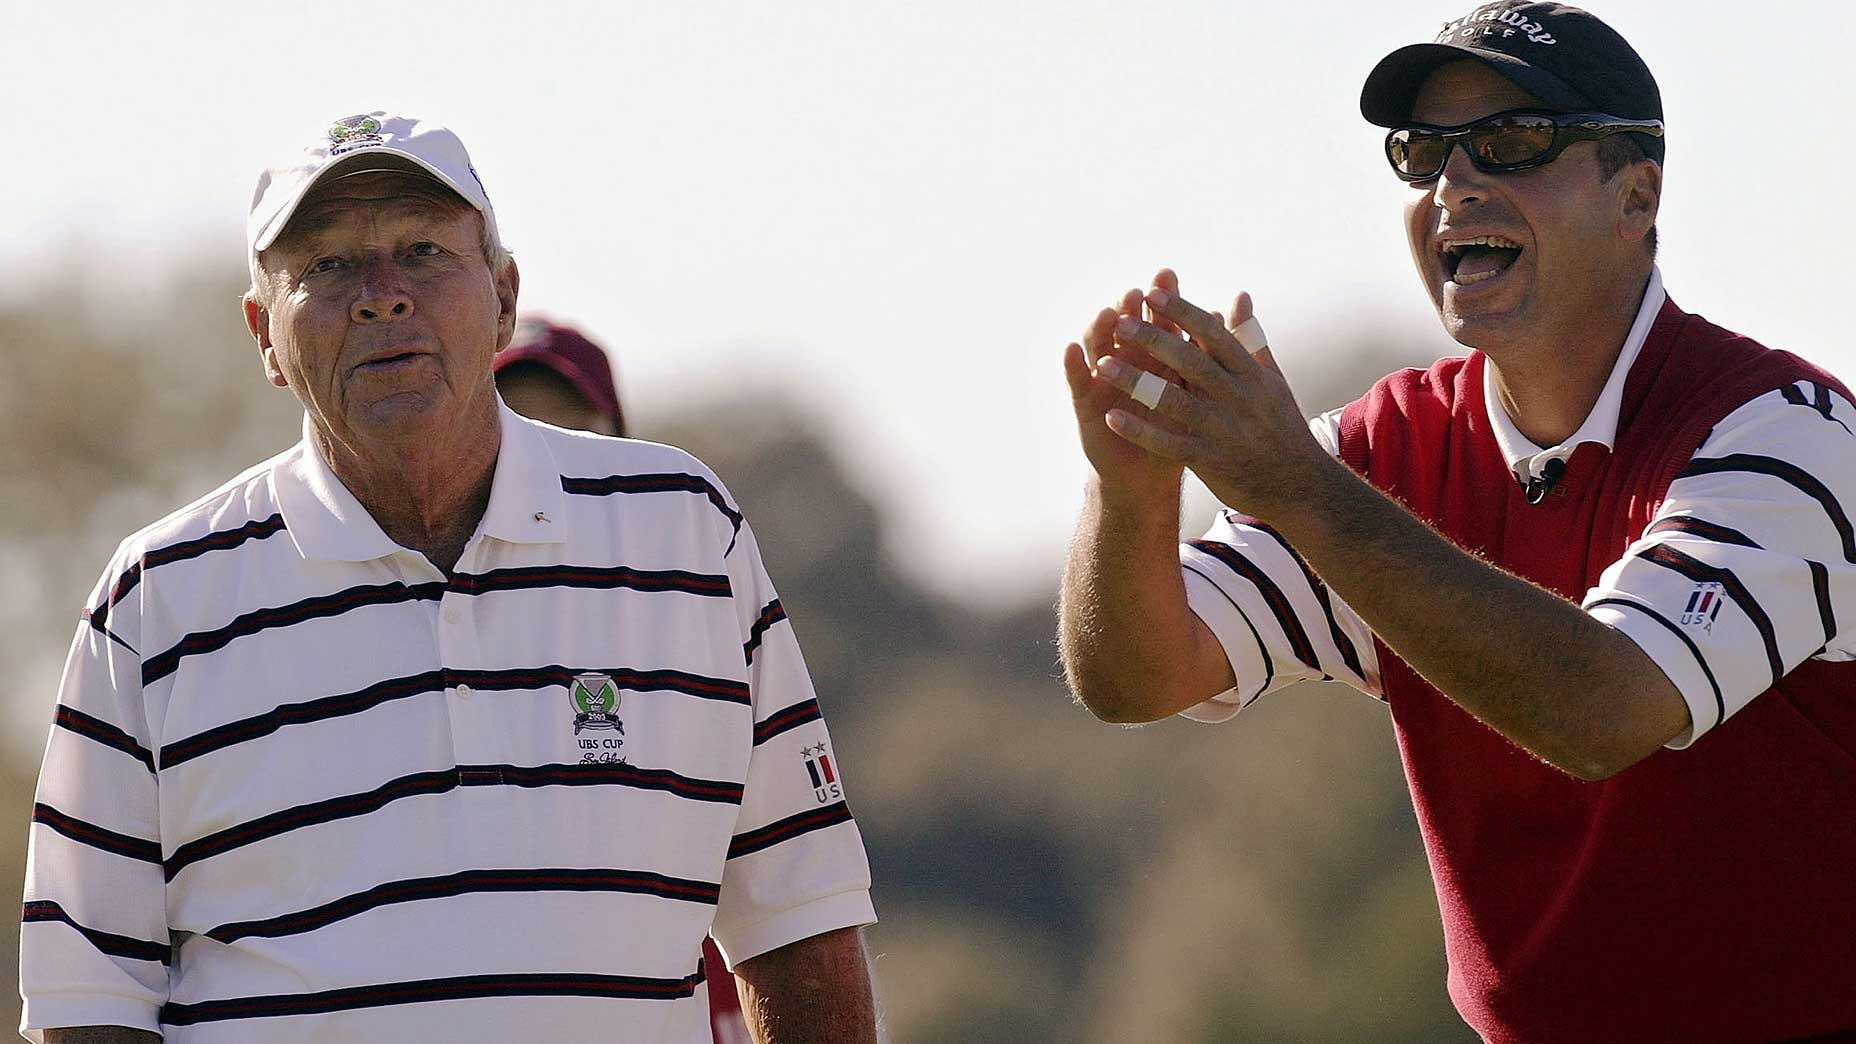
[[1485, 263, 1652, 448], [314, 391, 502, 574]]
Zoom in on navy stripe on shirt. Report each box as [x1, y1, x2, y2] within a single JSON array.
[[161, 969, 707, 1026], [164, 763, 745, 881], [728, 802, 854, 860], [1243, 519, 1365, 680], [561, 472, 744, 552], [1187, 540, 1322, 674], [160, 665, 748, 771], [31, 803, 163, 865], [754, 699, 822, 746], [54, 705, 156, 773], [1679, 454, 1855, 563], [90, 514, 288, 633], [204, 867, 721, 944], [744, 599, 787, 665], [144, 567, 733, 687], [22, 900, 170, 965]]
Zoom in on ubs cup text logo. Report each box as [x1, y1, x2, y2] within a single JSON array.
[[1437, 8, 1558, 45], [570, 673, 628, 764]]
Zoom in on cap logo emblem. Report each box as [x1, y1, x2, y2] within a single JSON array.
[[327, 114, 386, 155]]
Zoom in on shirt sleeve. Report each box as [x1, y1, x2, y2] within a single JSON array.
[[708, 515, 875, 970], [1582, 382, 1856, 748], [20, 545, 170, 1041], [1177, 409, 1381, 723]]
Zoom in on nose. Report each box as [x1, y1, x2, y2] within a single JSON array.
[[1430, 141, 1487, 212], [351, 255, 413, 324]]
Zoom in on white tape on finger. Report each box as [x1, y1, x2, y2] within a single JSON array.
[[1233, 315, 1268, 354], [1131, 370, 1167, 410]]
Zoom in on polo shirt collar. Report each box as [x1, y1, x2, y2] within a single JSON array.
[[273, 398, 568, 563], [1483, 265, 1666, 484]]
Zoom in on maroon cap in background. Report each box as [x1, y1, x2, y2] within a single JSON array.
[[494, 317, 625, 433]]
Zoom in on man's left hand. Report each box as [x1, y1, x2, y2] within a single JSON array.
[[1090, 283, 1327, 523]]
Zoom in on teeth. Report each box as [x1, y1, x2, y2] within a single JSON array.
[[1454, 267, 1503, 286], [1440, 234, 1523, 256]]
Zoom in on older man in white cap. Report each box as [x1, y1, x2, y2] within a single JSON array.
[[20, 112, 878, 1044]]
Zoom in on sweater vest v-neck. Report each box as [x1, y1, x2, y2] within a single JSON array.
[[1336, 298, 1856, 1044]]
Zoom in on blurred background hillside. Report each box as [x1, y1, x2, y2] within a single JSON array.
[[0, 273, 1474, 1042]]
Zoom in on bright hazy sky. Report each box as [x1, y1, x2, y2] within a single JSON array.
[[5, 1, 1851, 604]]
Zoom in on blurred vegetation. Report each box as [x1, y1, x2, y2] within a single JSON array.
[[1, 274, 1470, 1042]]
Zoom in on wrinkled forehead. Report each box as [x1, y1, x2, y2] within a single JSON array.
[[1410, 60, 1545, 125], [273, 169, 478, 250]]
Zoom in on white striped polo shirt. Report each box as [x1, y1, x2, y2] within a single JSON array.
[[21, 402, 875, 1042], [1180, 271, 1856, 746]]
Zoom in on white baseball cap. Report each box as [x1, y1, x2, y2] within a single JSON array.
[[246, 111, 498, 283]]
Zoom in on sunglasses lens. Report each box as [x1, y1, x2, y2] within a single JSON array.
[[1468, 116, 1555, 167], [1388, 130, 1451, 179]]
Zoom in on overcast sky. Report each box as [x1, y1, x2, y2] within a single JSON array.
[[5, 1, 1851, 604]]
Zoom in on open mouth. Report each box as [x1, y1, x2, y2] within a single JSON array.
[[1440, 234, 1524, 287], [357, 350, 426, 370]]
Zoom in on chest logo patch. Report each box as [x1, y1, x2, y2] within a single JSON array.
[[570, 673, 625, 735], [1680, 582, 1726, 631]]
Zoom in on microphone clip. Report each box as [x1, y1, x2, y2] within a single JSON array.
[[1524, 457, 1568, 505]]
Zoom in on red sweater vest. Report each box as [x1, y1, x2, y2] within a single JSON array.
[[1336, 299, 1856, 1044]]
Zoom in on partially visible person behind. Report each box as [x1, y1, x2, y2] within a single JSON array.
[[494, 319, 627, 438], [493, 319, 752, 1044]]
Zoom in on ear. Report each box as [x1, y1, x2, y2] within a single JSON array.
[[243, 291, 289, 388], [1617, 158, 1662, 246], [494, 258, 522, 352]]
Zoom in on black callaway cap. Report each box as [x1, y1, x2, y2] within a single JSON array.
[[1360, 2, 1664, 163]]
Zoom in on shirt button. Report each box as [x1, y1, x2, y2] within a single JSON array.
[[443, 607, 461, 624], [456, 685, 473, 700]]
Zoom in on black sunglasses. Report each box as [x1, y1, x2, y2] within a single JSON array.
[[1385, 109, 1664, 183]]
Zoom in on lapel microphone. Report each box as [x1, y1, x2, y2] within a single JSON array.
[[1524, 456, 1569, 505]]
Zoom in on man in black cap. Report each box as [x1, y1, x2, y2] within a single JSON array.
[[1059, 4, 1856, 1040]]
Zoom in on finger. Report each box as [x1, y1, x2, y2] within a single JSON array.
[[1147, 287, 1248, 373], [1063, 341, 1094, 402], [1118, 287, 1145, 319], [1114, 314, 1227, 389], [1081, 307, 1119, 368], [1104, 406, 1202, 461], [1148, 268, 1183, 335], [1095, 355, 1206, 428], [1226, 290, 1282, 375]]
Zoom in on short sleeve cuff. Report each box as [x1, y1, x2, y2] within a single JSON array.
[[1588, 600, 1720, 749], [21, 992, 163, 1044], [1179, 561, 1268, 723], [711, 888, 877, 971]]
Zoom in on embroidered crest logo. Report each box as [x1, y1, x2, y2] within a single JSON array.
[[1680, 582, 1726, 631], [569, 673, 624, 735], [802, 742, 842, 804], [327, 114, 385, 155]]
